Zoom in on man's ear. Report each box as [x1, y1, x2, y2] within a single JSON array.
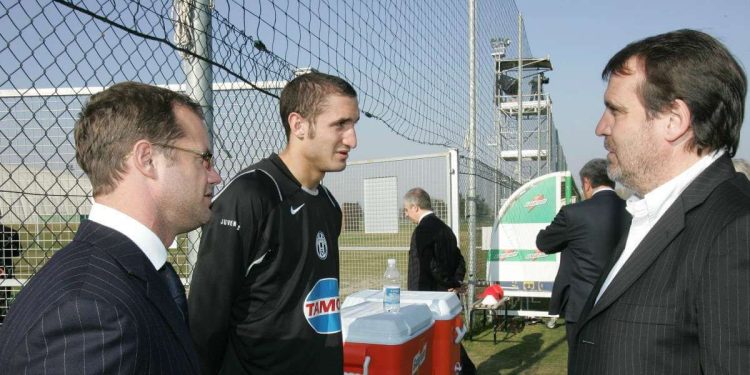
[[132, 140, 158, 178], [581, 176, 591, 191], [288, 112, 306, 140], [664, 98, 692, 143]]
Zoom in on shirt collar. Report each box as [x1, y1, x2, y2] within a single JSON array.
[[88, 202, 167, 270], [418, 210, 434, 223], [626, 150, 724, 223], [591, 186, 614, 196]]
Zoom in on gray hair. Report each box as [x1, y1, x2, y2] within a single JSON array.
[[403, 187, 432, 210], [580, 158, 615, 188]]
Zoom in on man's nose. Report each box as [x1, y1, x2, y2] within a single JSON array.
[[343, 127, 357, 149]]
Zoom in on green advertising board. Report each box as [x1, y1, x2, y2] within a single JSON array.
[[487, 172, 580, 298]]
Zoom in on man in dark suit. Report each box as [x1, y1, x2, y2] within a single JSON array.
[[536, 158, 628, 350], [571, 29, 749, 374], [403, 187, 474, 374], [404, 187, 466, 292], [0, 220, 21, 323], [0, 82, 221, 374]]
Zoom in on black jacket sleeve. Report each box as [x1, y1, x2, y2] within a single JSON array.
[[536, 205, 571, 254], [188, 176, 274, 375], [428, 242, 465, 289], [423, 221, 465, 289]]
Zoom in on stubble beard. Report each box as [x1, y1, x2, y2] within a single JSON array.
[[607, 142, 659, 197]]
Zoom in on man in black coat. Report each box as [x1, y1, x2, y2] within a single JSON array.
[[536, 159, 629, 350], [0, 82, 222, 374], [404, 188, 466, 292], [403, 187, 474, 374]]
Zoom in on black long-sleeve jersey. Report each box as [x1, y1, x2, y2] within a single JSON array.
[[189, 154, 343, 375]]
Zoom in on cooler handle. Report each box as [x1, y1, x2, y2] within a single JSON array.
[[363, 355, 371, 375], [455, 324, 467, 344]]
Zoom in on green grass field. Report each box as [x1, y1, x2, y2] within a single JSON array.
[[465, 318, 568, 374]]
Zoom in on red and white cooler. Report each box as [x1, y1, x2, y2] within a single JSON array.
[[343, 290, 466, 375], [341, 302, 434, 375]]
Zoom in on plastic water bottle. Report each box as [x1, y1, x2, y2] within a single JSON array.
[[383, 258, 401, 312]]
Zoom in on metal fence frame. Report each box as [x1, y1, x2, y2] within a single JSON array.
[[1, 0, 569, 325]]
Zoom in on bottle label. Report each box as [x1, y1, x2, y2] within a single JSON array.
[[383, 286, 400, 312]]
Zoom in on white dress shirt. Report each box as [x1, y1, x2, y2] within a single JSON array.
[[590, 186, 615, 197], [88, 202, 167, 271], [596, 150, 724, 303], [418, 210, 434, 223]]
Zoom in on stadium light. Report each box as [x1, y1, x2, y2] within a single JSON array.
[[490, 37, 511, 61]]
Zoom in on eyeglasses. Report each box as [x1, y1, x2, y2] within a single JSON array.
[[152, 142, 213, 169]]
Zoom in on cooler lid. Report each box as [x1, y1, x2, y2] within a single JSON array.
[[343, 290, 462, 320], [342, 290, 382, 308], [342, 302, 433, 345]]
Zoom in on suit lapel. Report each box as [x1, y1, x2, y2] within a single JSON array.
[[578, 155, 736, 326], [607, 214, 632, 263], [85, 222, 200, 370], [587, 201, 685, 317]]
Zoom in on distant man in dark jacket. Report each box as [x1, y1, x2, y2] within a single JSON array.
[[0, 219, 21, 323], [403, 187, 474, 374], [404, 187, 466, 291], [536, 158, 629, 351]]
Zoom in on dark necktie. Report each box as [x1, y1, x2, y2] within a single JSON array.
[[159, 261, 189, 323]]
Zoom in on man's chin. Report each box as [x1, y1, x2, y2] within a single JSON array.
[[326, 162, 348, 172], [194, 211, 213, 227], [606, 166, 621, 183]]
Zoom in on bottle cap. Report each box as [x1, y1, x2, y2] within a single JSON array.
[[387, 258, 396, 266]]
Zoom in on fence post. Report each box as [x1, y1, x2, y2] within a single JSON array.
[[467, 0, 477, 329], [175, 0, 213, 282]]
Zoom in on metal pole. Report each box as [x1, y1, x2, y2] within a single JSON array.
[[494, 55, 499, 216], [467, 0, 477, 328], [537, 74, 541, 177], [548, 109, 553, 174], [449, 149, 460, 247], [178, 0, 213, 283], [495, 124, 500, 215], [516, 12, 523, 183], [183, 0, 214, 139]]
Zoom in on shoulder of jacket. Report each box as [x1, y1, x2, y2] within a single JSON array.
[[213, 167, 284, 204], [319, 184, 341, 209], [701, 175, 750, 219]]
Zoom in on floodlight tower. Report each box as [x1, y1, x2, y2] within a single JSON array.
[[491, 22, 557, 186], [490, 37, 512, 212]]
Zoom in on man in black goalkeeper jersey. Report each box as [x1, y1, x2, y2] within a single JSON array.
[[189, 72, 359, 374]]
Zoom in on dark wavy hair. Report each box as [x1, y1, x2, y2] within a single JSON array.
[[603, 29, 746, 156]]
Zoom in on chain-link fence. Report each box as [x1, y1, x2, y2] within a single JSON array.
[[1, 0, 568, 323], [323, 151, 460, 296]]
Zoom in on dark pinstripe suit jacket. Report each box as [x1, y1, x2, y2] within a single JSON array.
[[571, 155, 750, 374], [0, 220, 201, 374]]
